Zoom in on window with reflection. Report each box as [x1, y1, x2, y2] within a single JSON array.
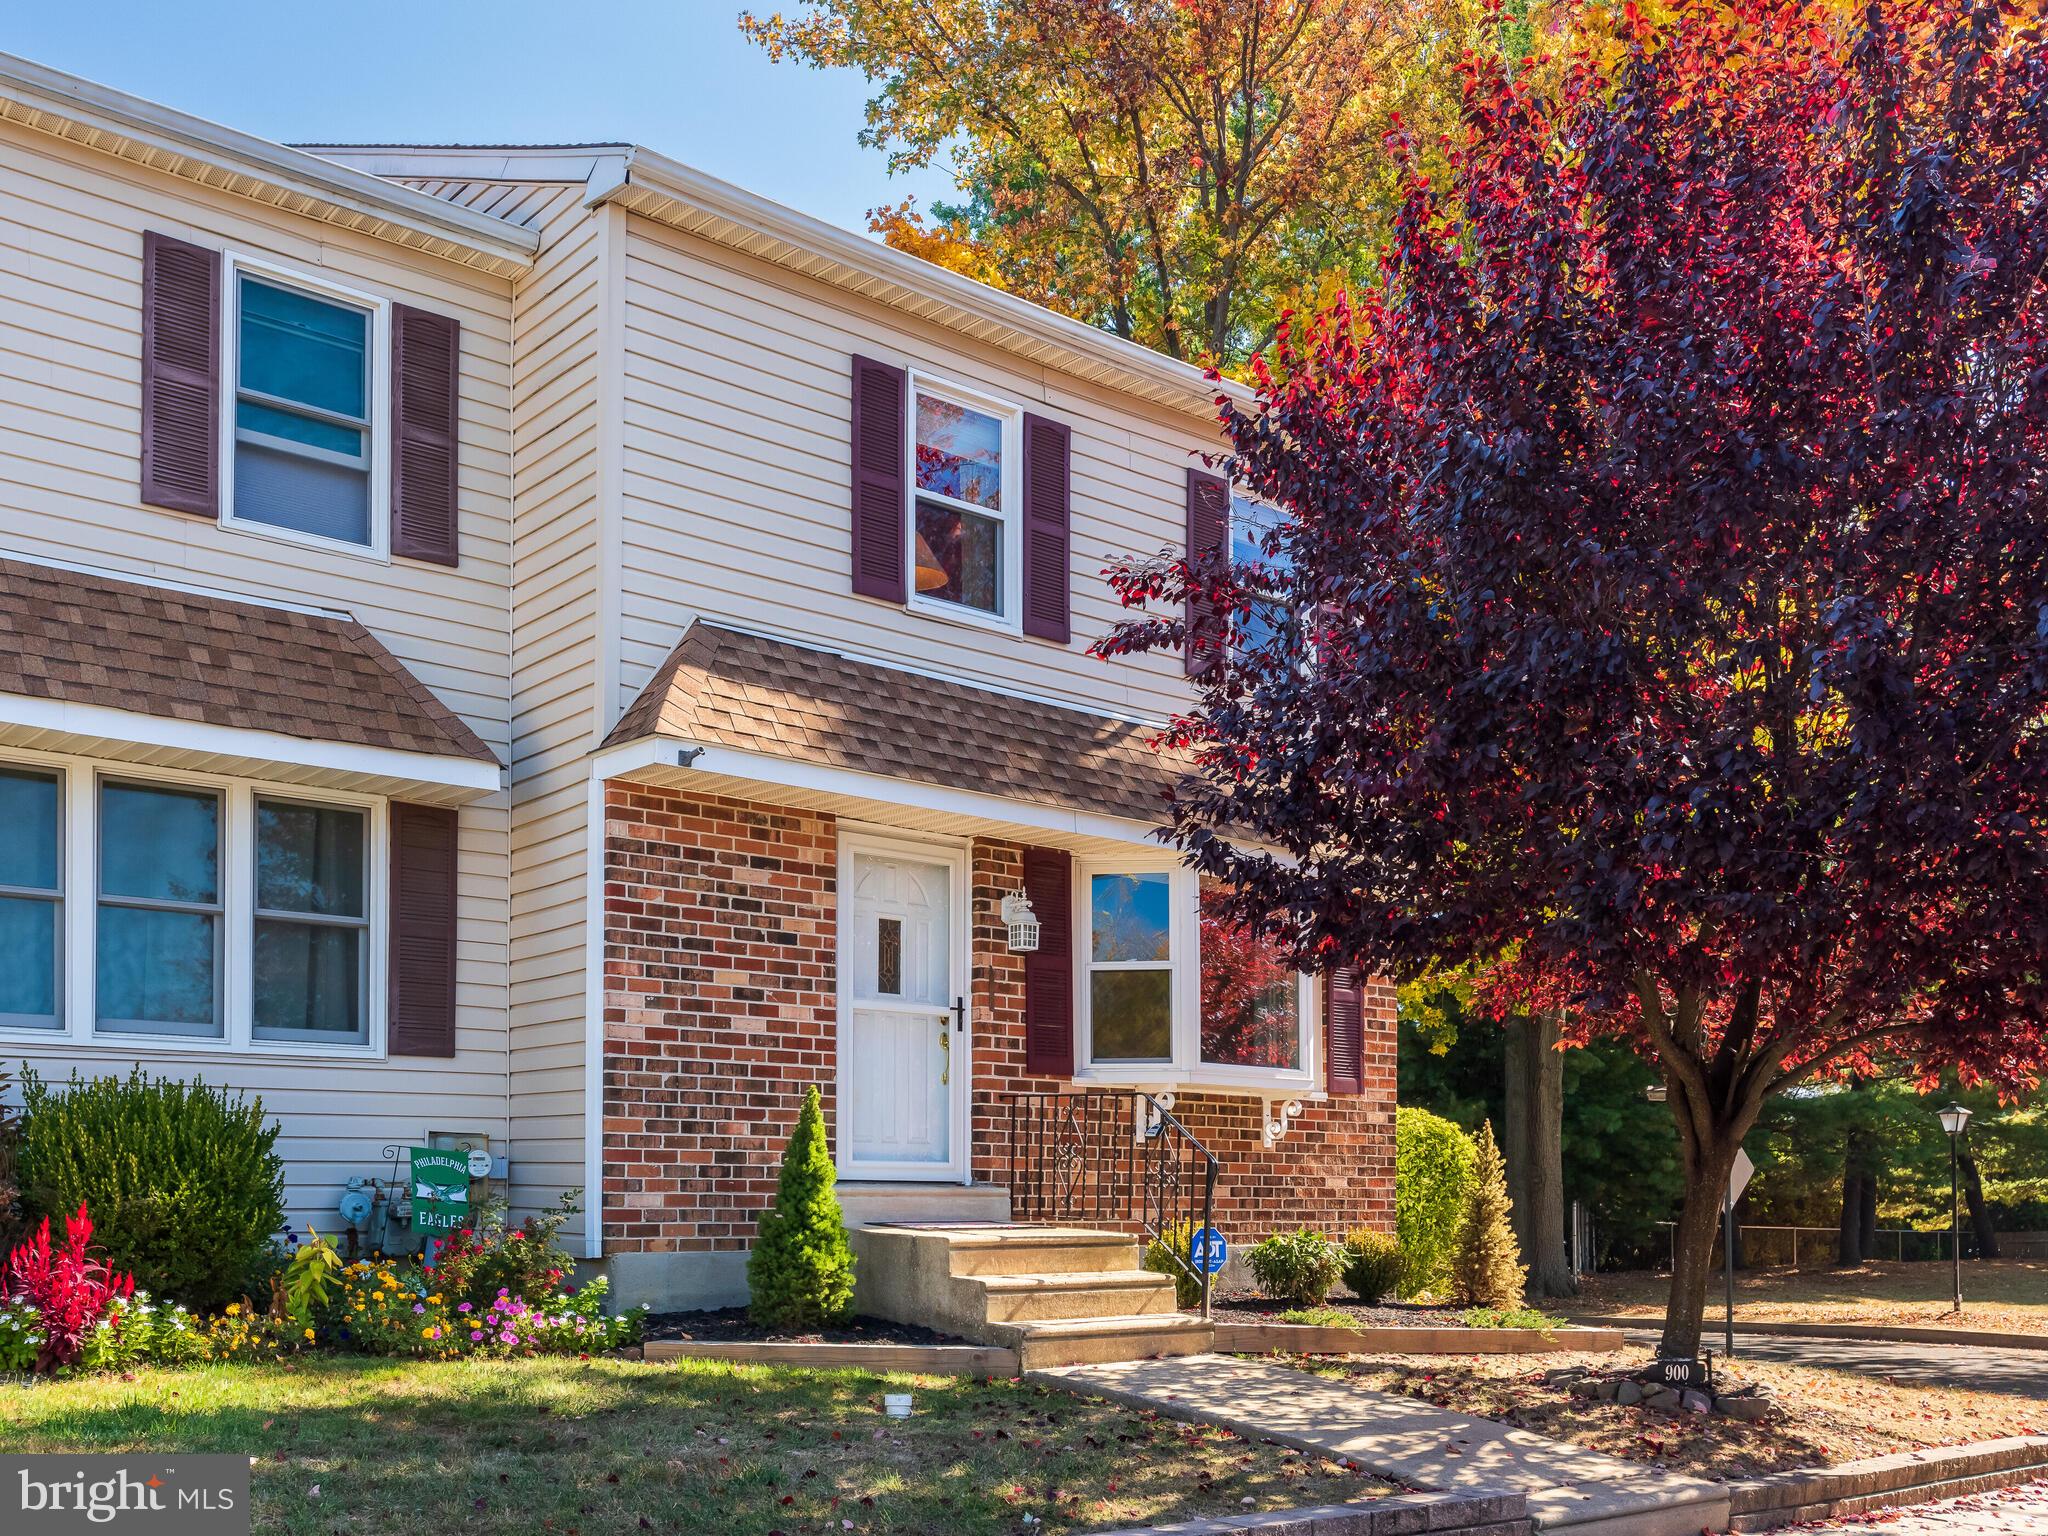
[[1086, 871, 1174, 1063], [0, 767, 61, 1030], [253, 798, 368, 1044], [1198, 878, 1302, 1070], [912, 387, 1011, 619], [97, 780, 222, 1037]]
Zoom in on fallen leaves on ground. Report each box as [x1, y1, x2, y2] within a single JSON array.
[[1304, 1349, 2044, 1481], [1574, 1261, 2048, 1337]]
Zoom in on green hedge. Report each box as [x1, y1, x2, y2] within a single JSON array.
[[16, 1068, 285, 1311], [1394, 1106, 1477, 1298]]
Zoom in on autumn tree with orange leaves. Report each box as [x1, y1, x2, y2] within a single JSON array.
[[742, 0, 1511, 367]]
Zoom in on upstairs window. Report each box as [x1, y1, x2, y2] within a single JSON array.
[[227, 266, 383, 554], [910, 380, 1019, 626], [1230, 494, 1295, 658]]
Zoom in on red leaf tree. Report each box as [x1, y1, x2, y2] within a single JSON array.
[[1102, 0, 2048, 1356]]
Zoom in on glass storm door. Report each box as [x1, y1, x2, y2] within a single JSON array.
[[843, 846, 962, 1177]]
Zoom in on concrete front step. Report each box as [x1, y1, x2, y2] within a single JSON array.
[[972, 1269, 1179, 1323], [991, 1313, 1217, 1369], [836, 1182, 1012, 1229], [925, 1226, 1146, 1277]]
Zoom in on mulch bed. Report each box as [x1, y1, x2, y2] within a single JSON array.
[[1207, 1292, 1471, 1328], [641, 1306, 975, 1346]]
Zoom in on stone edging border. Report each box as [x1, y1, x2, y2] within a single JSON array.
[[1076, 1489, 1531, 1536], [1725, 1434, 2048, 1531], [1567, 1314, 2048, 1352], [641, 1339, 1019, 1374], [1217, 1324, 1627, 1356]]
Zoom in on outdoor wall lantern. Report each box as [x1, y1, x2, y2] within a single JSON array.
[[1000, 891, 1041, 952]]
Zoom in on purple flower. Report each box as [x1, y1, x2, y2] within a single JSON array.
[[457, 1302, 473, 1314], [470, 1329, 484, 1341], [413, 1303, 427, 1315], [497, 1288, 510, 1298]]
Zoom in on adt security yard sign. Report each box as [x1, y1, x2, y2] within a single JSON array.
[[1189, 1227, 1228, 1274]]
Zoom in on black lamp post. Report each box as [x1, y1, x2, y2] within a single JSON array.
[[1937, 1103, 1973, 1313]]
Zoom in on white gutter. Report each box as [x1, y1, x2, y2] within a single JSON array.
[[591, 146, 1253, 421], [0, 52, 538, 274]]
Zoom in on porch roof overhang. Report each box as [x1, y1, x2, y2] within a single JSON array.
[[0, 555, 503, 805], [596, 621, 1194, 853]]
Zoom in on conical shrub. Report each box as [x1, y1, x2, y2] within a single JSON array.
[[747, 1085, 856, 1329], [1449, 1119, 1527, 1308]]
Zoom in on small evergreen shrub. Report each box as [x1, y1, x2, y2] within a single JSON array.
[[17, 1069, 285, 1312], [1394, 1107, 1477, 1297], [1449, 1120, 1527, 1309], [1142, 1219, 1203, 1309], [1339, 1228, 1403, 1305], [747, 1085, 856, 1329], [1245, 1228, 1344, 1307]]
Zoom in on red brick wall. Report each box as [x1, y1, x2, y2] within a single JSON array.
[[600, 784, 837, 1254], [599, 796, 1396, 1257]]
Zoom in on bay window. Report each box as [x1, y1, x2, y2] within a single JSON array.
[[0, 752, 385, 1054], [909, 379, 1019, 627], [0, 766, 62, 1030], [1077, 860, 1314, 1086]]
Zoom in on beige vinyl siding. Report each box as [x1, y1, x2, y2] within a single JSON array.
[[615, 218, 1219, 725], [0, 121, 515, 1235], [438, 180, 608, 1241]]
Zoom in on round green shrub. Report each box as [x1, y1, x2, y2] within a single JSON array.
[[1339, 1227, 1403, 1304], [16, 1068, 286, 1312], [1395, 1106, 1477, 1298], [1245, 1227, 1344, 1307]]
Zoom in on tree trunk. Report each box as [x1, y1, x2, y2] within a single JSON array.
[[1858, 1171, 1879, 1261], [1960, 1152, 1999, 1260], [1837, 1160, 1865, 1266], [1525, 1012, 1573, 1297], [1504, 1018, 1533, 1260], [1659, 1133, 1743, 1360]]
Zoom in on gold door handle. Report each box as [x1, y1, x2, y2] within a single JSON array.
[[939, 1022, 951, 1086]]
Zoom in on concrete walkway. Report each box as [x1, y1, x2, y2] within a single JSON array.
[[1031, 1353, 1730, 1536], [1617, 1329, 2048, 1400]]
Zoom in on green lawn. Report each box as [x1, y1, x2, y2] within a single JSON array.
[[0, 1356, 1391, 1535]]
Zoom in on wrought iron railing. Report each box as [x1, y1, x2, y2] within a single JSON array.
[[999, 1090, 1221, 1318]]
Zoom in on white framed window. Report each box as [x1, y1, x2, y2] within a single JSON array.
[[252, 797, 370, 1046], [0, 765, 63, 1031], [1230, 493, 1295, 659], [1075, 858, 1316, 1090], [221, 254, 391, 560], [0, 748, 388, 1059], [907, 374, 1022, 631]]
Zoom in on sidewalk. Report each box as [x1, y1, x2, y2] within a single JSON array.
[[1031, 1354, 1730, 1536]]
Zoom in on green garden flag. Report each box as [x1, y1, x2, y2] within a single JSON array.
[[409, 1146, 471, 1233]]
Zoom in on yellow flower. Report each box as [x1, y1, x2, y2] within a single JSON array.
[[421, 1327, 435, 1338], [428, 1295, 442, 1305], [225, 1303, 241, 1317], [372, 1292, 383, 1302], [303, 1328, 316, 1340]]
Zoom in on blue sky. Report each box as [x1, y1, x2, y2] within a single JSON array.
[[7, 0, 955, 236]]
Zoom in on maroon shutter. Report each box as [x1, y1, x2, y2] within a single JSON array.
[[1020, 846, 1075, 1076], [850, 355, 908, 602], [391, 304, 461, 566], [139, 232, 220, 516], [1185, 467, 1229, 677], [389, 802, 458, 1057], [1324, 966, 1365, 1095], [1021, 412, 1071, 643]]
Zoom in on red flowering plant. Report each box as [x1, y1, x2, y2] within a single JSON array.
[[431, 1191, 579, 1313], [3, 1203, 135, 1373]]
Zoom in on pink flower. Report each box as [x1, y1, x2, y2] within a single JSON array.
[[457, 1302, 473, 1314], [470, 1330, 484, 1341]]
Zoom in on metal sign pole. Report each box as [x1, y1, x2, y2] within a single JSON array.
[[1722, 1179, 1737, 1360]]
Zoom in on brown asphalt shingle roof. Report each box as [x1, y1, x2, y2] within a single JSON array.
[[0, 557, 498, 765], [606, 622, 1189, 826]]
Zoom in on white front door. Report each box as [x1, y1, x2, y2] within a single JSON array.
[[840, 838, 967, 1180]]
